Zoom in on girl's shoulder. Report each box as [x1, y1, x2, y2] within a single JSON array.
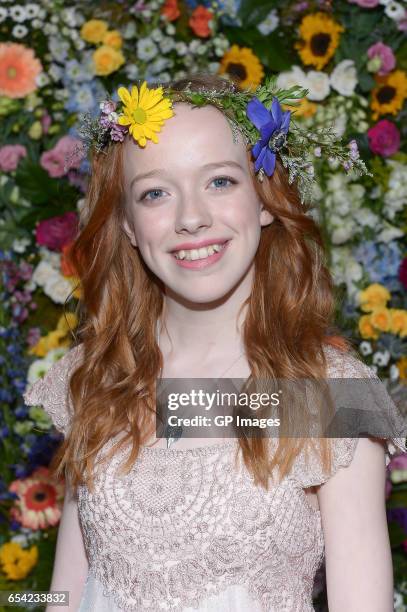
[[23, 344, 85, 436], [288, 343, 407, 488]]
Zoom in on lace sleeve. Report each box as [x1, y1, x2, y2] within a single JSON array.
[[23, 344, 84, 436], [290, 345, 407, 488]]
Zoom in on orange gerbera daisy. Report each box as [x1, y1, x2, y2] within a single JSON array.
[[0, 43, 42, 99]]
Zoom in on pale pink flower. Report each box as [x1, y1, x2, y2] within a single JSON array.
[[0, 144, 27, 172], [367, 42, 396, 75]]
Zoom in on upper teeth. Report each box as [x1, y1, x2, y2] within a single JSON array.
[[174, 243, 226, 260]]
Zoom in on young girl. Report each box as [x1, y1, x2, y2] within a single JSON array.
[[24, 73, 406, 612]]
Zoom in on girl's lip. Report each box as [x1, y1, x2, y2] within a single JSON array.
[[171, 240, 231, 270], [169, 238, 229, 253]]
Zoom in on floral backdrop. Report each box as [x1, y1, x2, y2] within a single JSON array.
[[0, 0, 406, 609]]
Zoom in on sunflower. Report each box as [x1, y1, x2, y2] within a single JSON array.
[[295, 12, 344, 71], [219, 45, 264, 91], [370, 70, 407, 121], [117, 82, 174, 147]]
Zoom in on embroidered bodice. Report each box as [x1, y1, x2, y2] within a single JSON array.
[[23, 344, 407, 611]]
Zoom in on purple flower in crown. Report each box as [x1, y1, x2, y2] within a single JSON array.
[[99, 99, 127, 142], [246, 97, 291, 176]]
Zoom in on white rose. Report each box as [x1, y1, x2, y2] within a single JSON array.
[[44, 274, 74, 304], [330, 60, 358, 96], [31, 261, 57, 287], [306, 71, 330, 101], [276, 66, 308, 91]]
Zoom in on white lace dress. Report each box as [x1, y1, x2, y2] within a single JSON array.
[[23, 344, 407, 611]]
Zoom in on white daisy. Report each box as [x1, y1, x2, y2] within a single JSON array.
[[372, 350, 391, 367], [359, 341, 372, 356], [9, 4, 26, 22], [385, 1, 405, 20], [12, 23, 28, 38], [0, 7, 7, 22], [25, 3, 40, 19]]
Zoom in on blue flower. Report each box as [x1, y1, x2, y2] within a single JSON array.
[[246, 96, 291, 177]]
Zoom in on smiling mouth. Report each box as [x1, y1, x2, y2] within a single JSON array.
[[172, 241, 229, 261]]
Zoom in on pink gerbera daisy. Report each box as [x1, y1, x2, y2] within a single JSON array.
[[9, 467, 65, 530]]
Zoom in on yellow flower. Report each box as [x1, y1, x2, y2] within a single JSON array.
[[370, 307, 391, 332], [282, 97, 317, 118], [56, 311, 78, 333], [218, 45, 264, 91], [103, 30, 123, 50], [93, 45, 125, 76], [358, 314, 379, 340], [80, 19, 108, 44], [295, 12, 344, 70], [358, 283, 391, 313], [370, 70, 407, 121], [0, 542, 38, 581], [396, 356, 407, 380], [389, 309, 407, 337], [28, 330, 70, 357], [117, 82, 174, 147]]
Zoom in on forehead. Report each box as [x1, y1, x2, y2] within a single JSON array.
[[122, 102, 249, 179]]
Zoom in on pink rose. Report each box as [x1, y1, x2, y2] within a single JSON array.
[[367, 120, 400, 157], [40, 135, 84, 178], [367, 42, 396, 75], [0, 144, 27, 172], [348, 0, 379, 7], [35, 211, 79, 252]]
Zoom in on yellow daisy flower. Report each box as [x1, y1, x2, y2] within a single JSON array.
[[218, 45, 264, 91], [295, 12, 344, 71], [370, 70, 407, 121], [117, 82, 174, 147]]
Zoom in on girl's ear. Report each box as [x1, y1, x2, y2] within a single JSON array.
[[122, 217, 138, 247], [260, 205, 274, 227]]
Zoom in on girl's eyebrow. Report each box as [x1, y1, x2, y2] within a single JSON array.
[[130, 160, 245, 189]]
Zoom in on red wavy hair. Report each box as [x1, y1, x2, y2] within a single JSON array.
[[53, 73, 354, 492]]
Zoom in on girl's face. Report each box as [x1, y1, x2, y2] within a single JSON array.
[[122, 102, 274, 304]]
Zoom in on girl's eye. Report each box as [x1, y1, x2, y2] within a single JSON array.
[[211, 176, 236, 189], [140, 189, 166, 201]]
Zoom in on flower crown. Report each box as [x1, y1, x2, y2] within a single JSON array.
[[78, 76, 371, 204]]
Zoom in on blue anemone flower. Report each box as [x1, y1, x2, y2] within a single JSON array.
[[246, 96, 291, 177]]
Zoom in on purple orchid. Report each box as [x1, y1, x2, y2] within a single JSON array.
[[246, 96, 291, 176]]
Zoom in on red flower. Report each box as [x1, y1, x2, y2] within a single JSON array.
[[161, 0, 180, 21], [367, 119, 400, 157], [399, 257, 407, 291], [189, 5, 213, 38], [35, 211, 78, 252]]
